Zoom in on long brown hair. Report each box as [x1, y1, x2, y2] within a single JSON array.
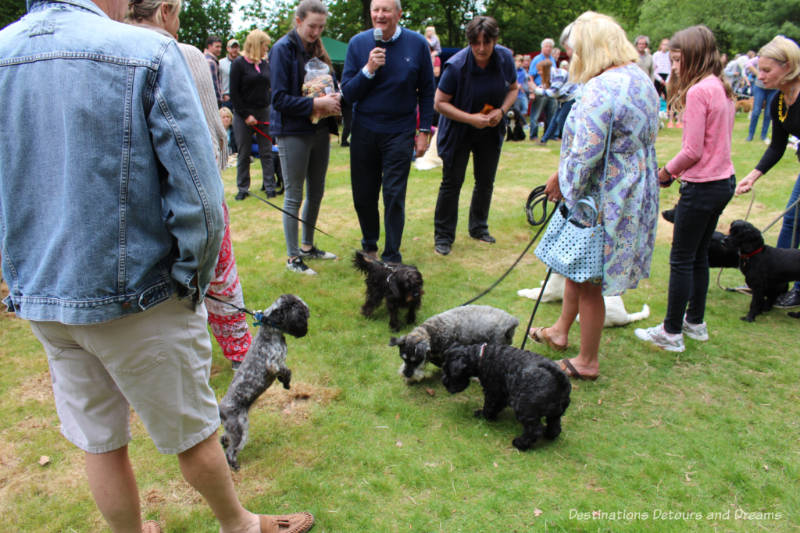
[[667, 25, 733, 114], [295, 0, 332, 70]]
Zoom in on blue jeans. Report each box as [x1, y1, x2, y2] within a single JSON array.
[[664, 177, 735, 333], [777, 171, 800, 291], [512, 92, 528, 125], [747, 86, 777, 141], [529, 94, 557, 139], [541, 99, 574, 142]]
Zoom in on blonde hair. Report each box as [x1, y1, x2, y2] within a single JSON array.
[[243, 29, 271, 61], [125, 0, 181, 25], [218, 106, 233, 120], [759, 35, 800, 85], [567, 11, 638, 84]]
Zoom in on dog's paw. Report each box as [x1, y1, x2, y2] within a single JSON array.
[[473, 409, 484, 418], [220, 434, 229, 449], [740, 315, 755, 322], [277, 368, 292, 390], [512, 436, 533, 451]]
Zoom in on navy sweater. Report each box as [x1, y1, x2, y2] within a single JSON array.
[[269, 30, 338, 137], [341, 28, 434, 134]]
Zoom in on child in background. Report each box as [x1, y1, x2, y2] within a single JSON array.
[[635, 25, 736, 352], [219, 106, 236, 162]]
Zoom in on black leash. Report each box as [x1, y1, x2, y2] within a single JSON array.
[[519, 267, 553, 351], [249, 193, 336, 239], [460, 186, 555, 306]]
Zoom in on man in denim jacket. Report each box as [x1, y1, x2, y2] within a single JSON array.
[[0, 1, 314, 531]]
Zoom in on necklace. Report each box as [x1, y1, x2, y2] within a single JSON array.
[[778, 93, 788, 123]]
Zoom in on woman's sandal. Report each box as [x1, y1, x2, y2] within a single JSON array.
[[528, 327, 567, 351], [259, 512, 315, 533], [560, 359, 598, 381]]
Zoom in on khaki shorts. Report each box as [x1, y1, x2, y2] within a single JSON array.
[[30, 296, 220, 454]]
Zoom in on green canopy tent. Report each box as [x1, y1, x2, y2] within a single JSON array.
[[321, 36, 348, 64]]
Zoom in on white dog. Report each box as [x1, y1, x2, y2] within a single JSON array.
[[518, 273, 649, 327]]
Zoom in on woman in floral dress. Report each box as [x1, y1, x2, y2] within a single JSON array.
[[530, 11, 660, 380]]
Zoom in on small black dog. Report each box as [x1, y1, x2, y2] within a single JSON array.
[[219, 294, 309, 470], [441, 343, 571, 451], [661, 207, 739, 268], [353, 250, 423, 331], [505, 109, 526, 141], [724, 220, 800, 321]]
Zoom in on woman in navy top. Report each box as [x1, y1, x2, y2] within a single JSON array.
[[432, 16, 518, 255]]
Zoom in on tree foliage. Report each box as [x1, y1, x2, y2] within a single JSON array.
[[178, 0, 234, 51], [1, 0, 27, 30]]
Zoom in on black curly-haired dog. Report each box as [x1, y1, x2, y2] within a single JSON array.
[[724, 220, 800, 321], [441, 343, 571, 451], [353, 250, 423, 331], [219, 294, 309, 470], [505, 108, 526, 141]]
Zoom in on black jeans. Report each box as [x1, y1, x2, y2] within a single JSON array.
[[349, 122, 414, 263], [434, 127, 500, 245], [233, 107, 274, 194], [664, 176, 735, 333]]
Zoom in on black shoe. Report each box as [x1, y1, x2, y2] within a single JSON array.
[[266, 191, 277, 198], [341, 141, 350, 147], [260, 184, 266, 192], [231, 360, 242, 371], [661, 207, 676, 223], [471, 233, 496, 244], [774, 289, 800, 309], [234, 191, 249, 201], [434, 242, 451, 255]]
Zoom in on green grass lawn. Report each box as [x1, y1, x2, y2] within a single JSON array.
[[1, 114, 798, 532]]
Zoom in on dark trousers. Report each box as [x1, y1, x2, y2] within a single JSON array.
[[777, 171, 800, 292], [233, 107, 274, 194], [434, 128, 500, 245], [350, 122, 414, 263], [664, 177, 735, 333]]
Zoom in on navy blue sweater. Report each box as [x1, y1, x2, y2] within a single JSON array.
[[341, 28, 434, 134], [269, 30, 338, 137]]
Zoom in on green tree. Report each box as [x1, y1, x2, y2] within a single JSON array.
[[1, 0, 26, 30], [486, 0, 592, 54], [178, 0, 234, 51]]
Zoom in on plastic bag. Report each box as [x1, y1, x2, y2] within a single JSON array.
[[302, 58, 336, 123]]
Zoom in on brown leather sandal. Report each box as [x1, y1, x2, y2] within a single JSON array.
[[259, 512, 315, 533], [528, 327, 567, 351]]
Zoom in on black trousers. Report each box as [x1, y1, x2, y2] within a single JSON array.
[[233, 107, 274, 194], [434, 128, 501, 245], [349, 122, 414, 263], [664, 176, 735, 333]]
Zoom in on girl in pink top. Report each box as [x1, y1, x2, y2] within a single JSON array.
[[635, 25, 736, 352]]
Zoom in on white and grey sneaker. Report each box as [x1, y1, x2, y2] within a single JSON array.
[[286, 257, 317, 275], [682, 316, 709, 341], [299, 246, 337, 260], [634, 324, 685, 352]]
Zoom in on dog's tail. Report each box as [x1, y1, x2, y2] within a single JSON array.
[[626, 303, 650, 324], [546, 361, 572, 412], [352, 250, 371, 274]]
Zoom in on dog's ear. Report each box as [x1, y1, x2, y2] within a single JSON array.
[[415, 341, 430, 358], [389, 336, 405, 347], [388, 275, 402, 299]]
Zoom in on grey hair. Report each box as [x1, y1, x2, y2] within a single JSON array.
[[559, 22, 573, 48], [125, 0, 181, 25], [635, 35, 650, 46], [371, 0, 402, 10], [541, 38, 554, 48]]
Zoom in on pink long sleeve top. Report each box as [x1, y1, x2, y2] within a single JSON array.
[[664, 75, 735, 182]]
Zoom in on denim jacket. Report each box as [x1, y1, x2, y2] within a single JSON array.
[[0, 0, 224, 324]]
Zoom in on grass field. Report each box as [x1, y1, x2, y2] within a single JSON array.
[[1, 114, 798, 532]]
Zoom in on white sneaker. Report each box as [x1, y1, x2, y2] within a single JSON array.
[[634, 324, 685, 352], [298, 246, 337, 260], [286, 257, 317, 275], [682, 317, 709, 341]]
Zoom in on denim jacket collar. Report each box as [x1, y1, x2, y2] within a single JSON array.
[[28, 0, 107, 17]]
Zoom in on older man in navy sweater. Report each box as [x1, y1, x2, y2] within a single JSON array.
[[341, 0, 435, 263]]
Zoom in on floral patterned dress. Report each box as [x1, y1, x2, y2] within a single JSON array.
[[558, 63, 660, 295]]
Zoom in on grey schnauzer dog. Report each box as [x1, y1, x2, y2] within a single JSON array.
[[442, 343, 571, 450], [219, 294, 309, 470], [389, 305, 518, 382]]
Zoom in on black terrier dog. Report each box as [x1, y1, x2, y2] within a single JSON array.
[[661, 207, 739, 268], [353, 250, 423, 331], [724, 220, 800, 321], [505, 108, 526, 141], [441, 343, 571, 451], [219, 294, 309, 470]]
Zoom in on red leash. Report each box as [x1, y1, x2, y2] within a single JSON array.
[[251, 120, 272, 143]]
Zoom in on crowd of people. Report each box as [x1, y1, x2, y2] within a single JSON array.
[[2, 0, 800, 530]]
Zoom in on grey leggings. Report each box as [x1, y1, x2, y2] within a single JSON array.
[[277, 127, 331, 258]]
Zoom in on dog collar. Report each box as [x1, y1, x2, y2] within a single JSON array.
[[478, 343, 487, 359], [740, 246, 764, 259]]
